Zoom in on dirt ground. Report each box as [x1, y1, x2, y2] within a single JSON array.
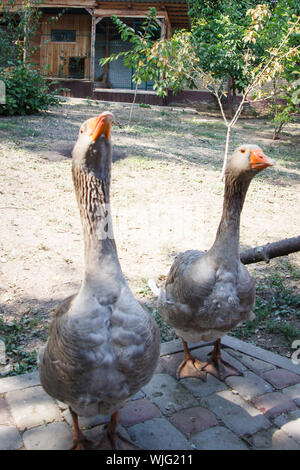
[[0, 98, 299, 375]]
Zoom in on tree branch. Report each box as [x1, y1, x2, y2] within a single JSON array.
[[128, 14, 156, 127], [212, 88, 229, 126], [240, 236, 300, 265]]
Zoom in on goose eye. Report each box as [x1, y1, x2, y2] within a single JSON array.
[[241, 148, 246, 153]]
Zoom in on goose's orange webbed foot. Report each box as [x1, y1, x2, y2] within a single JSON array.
[[69, 407, 94, 450], [94, 411, 141, 450], [201, 339, 243, 381], [176, 339, 207, 381]]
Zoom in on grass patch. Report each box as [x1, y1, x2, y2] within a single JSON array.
[[122, 124, 157, 135], [191, 127, 226, 141], [263, 145, 300, 168], [232, 262, 300, 347], [133, 279, 179, 343], [0, 312, 47, 376], [0, 121, 41, 138], [0, 121, 15, 131], [190, 120, 227, 130], [17, 128, 41, 138], [148, 306, 178, 343]]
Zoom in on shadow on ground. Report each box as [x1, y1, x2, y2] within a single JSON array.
[[0, 103, 299, 187]]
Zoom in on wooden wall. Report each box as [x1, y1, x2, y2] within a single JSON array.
[[39, 13, 91, 79], [25, 2, 188, 80]]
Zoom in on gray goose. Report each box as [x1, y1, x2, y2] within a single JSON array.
[[38, 112, 160, 450], [158, 144, 274, 381]]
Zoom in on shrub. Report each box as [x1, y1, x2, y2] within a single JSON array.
[[0, 62, 61, 116]]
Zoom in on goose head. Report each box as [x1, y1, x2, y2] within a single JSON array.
[[226, 144, 275, 180], [72, 111, 113, 178]]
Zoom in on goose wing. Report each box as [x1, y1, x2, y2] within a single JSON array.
[[236, 262, 256, 319], [165, 250, 216, 305]]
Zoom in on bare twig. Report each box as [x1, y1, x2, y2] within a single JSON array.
[[214, 90, 229, 126], [128, 82, 139, 127], [128, 15, 156, 127]]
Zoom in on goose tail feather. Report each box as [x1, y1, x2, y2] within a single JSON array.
[[148, 279, 160, 297]]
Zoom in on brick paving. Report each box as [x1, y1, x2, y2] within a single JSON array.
[[0, 336, 300, 450]]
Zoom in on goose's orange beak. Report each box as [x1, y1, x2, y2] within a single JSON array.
[[89, 112, 113, 141], [250, 148, 275, 170]]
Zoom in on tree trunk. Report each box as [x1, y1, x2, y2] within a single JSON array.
[[273, 121, 284, 140], [227, 77, 233, 117], [231, 78, 236, 118], [240, 236, 300, 265], [23, 9, 30, 64]]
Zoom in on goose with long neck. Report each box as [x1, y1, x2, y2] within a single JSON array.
[[158, 144, 274, 380], [39, 112, 160, 450]]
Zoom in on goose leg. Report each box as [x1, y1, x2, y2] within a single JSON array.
[[176, 339, 207, 381], [95, 411, 141, 450], [69, 407, 94, 450], [201, 339, 243, 381]]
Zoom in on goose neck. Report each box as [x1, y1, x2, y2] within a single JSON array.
[[72, 166, 120, 283], [211, 173, 251, 262]]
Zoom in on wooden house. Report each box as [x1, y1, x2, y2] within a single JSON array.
[[2, 1, 216, 106]]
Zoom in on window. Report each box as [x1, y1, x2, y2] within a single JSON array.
[[68, 57, 85, 79], [51, 30, 76, 43]]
